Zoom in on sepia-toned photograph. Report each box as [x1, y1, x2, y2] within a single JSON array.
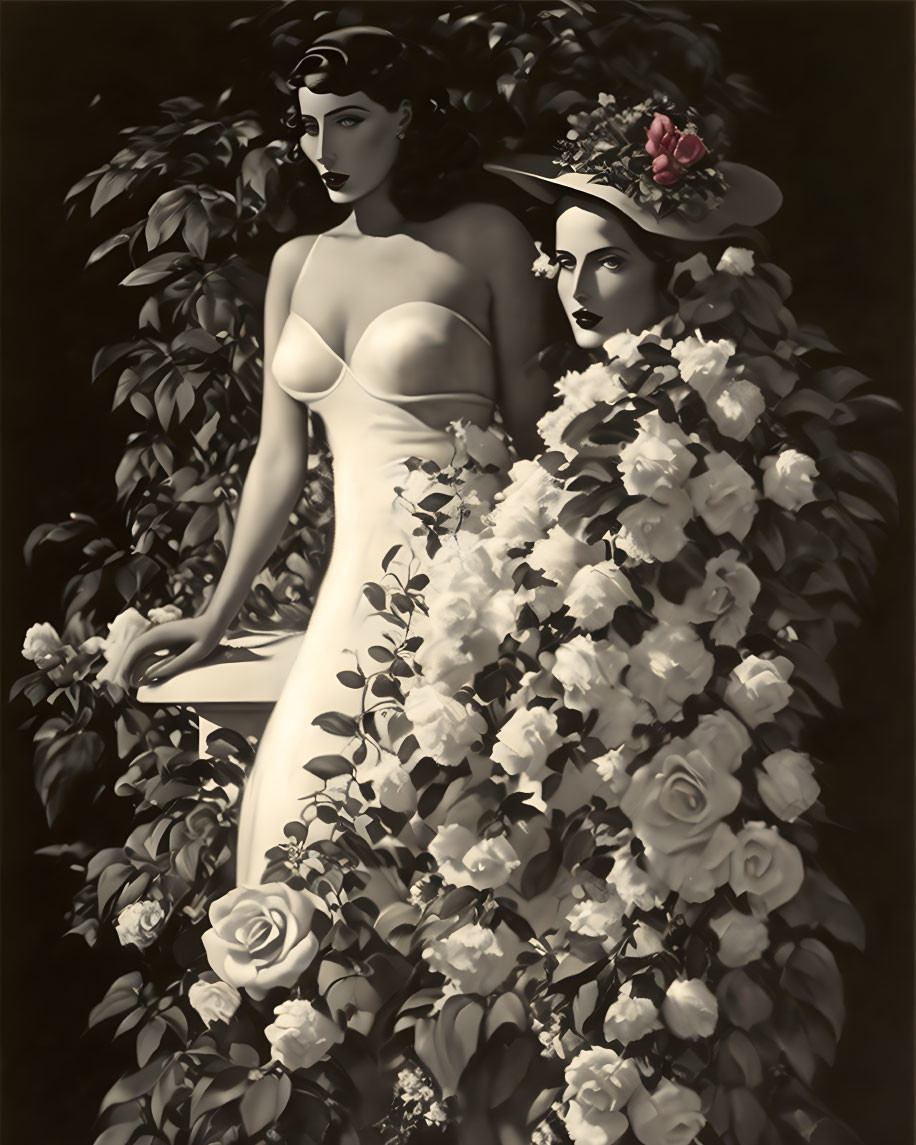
[[2, 3, 912, 1144]]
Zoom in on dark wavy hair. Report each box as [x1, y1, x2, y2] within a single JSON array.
[[282, 26, 483, 221]]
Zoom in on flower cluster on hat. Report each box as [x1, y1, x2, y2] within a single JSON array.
[[556, 93, 728, 222]]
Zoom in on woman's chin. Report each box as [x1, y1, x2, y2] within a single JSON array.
[[569, 323, 608, 350]]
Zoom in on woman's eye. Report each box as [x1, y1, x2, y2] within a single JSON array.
[[600, 255, 624, 271], [337, 116, 363, 128]]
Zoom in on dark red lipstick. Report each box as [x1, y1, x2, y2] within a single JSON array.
[[322, 172, 349, 191], [573, 307, 602, 330]]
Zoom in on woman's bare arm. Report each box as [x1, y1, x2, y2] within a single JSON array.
[[121, 236, 316, 684], [199, 237, 315, 630], [456, 204, 559, 458]]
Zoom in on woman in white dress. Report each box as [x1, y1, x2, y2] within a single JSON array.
[[119, 26, 552, 887]]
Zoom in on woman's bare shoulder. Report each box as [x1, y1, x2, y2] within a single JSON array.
[[269, 234, 320, 282], [435, 201, 530, 241]]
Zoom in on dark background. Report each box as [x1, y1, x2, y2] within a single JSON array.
[[2, 2, 913, 1143]]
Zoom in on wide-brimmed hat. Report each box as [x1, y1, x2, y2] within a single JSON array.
[[485, 152, 782, 242]]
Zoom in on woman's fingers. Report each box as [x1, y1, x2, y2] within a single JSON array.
[[142, 644, 203, 684]]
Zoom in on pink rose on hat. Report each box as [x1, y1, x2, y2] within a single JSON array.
[[645, 113, 708, 186]]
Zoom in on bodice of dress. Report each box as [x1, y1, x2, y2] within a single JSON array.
[[271, 234, 497, 476]]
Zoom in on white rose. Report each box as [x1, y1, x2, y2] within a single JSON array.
[[529, 526, 605, 590], [761, 448, 818, 511], [115, 899, 164, 950], [756, 749, 819, 822], [604, 326, 672, 368], [97, 607, 154, 686], [556, 360, 629, 407], [532, 249, 559, 279], [608, 847, 664, 912], [422, 922, 522, 995], [491, 705, 562, 778], [265, 999, 344, 1071], [535, 384, 599, 455], [617, 411, 695, 500], [729, 821, 805, 915], [188, 975, 241, 1025], [428, 824, 520, 891], [603, 981, 662, 1043], [656, 551, 760, 646], [489, 459, 567, 543], [628, 623, 714, 722], [627, 1079, 705, 1145], [449, 419, 511, 470], [725, 654, 793, 727], [404, 685, 487, 768], [202, 883, 327, 1000], [148, 604, 182, 625], [562, 1047, 639, 1145], [687, 452, 758, 540], [671, 334, 735, 384], [644, 824, 735, 904], [710, 909, 770, 967], [703, 377, 766, 441], [716, 246, 755, 276], [616, 489, 692, 563], [567, 891, 627, 949], [361, 750, 417, 814], [553, 635, 628, 714], [22, 621, 65, 664], [592, 747, 632, 802], [661, 977, 718, 1040], [679, 710, 751, 773], [622, 745, 741, 856], [565, 561, 638, 630]]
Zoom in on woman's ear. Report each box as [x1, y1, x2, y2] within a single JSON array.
[[397, 99, 413, 134]]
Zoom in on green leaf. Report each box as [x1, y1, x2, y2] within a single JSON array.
[[362, 582, 386, 610], [137, 1015, 167, 1067], [86, 232, 131, 268], [122, 253, 191, 287], [190, 1065, 251, 1123], [304, 754, 352, 779], [418, 492, 453, 511], [381, 544, 401, 571], [92, 1124, 138, 1145], [336, 670, 365, 689], [88, 972, 143, 1030], [367, 645, 393, 662], [241, 1073, 280, 1137], [100, 1056, 171, 1111], [311, 711, 358, 737], [780, 938, 845, 1039]]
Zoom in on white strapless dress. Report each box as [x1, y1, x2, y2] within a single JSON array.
[[235, 243, 502, 887]]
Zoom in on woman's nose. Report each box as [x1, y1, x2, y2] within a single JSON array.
[[571, 266, 591, 303], [316, 125, 335, 168]]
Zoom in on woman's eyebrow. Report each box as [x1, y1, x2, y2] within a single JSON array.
[[324, 104, 370, 116], [590, 245, 628, 257]]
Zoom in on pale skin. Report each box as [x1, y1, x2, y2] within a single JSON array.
[[120, 86, 553, 686], [554, 198, 667, 350]]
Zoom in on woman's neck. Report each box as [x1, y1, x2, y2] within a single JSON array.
[[338, 177, 405, 237]]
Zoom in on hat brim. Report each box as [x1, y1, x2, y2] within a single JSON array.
[[485, 154, 782, 241]]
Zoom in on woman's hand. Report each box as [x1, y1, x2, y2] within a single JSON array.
[[120, 615, 223, 688]]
